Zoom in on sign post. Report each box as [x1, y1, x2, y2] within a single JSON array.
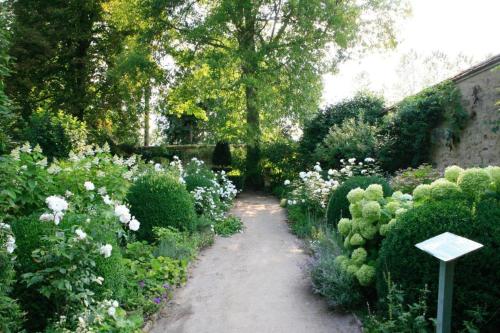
[[415, 232, 483, 333]]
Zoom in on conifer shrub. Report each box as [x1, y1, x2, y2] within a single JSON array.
[[127, 173, 197, 242], [212, 141, 232, 168]]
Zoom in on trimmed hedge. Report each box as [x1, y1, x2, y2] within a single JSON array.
[[326, 176, 392, 226], [377, 198, 500, 331], [127, 173, 197, 242]]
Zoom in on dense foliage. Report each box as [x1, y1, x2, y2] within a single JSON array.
[[299, 93, 385, 165], [314, 118, 380, 169], [379, 81, 468, 171], [25, 109, 88, 159]]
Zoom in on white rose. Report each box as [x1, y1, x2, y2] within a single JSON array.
[[284, 180, 290, 186], [46, 196, 68, 213], [128, 219, 140, 231]]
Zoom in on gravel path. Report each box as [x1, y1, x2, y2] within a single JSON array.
[[150, 192, 361, 333]]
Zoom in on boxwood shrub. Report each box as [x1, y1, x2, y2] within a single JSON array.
[[377, 198, 500, 331], [127, 173, 197, 242], [326, 176, 392, 226]]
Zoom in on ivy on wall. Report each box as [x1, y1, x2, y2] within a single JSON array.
[[379, 80, 468, 172]]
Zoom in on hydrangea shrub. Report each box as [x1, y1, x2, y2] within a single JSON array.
[[412, 165, 498, 205], [336, 186, 413, 286]]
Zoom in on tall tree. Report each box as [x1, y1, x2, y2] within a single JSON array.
[[6, 0, 105, 120], [166, 0, 405, 188]]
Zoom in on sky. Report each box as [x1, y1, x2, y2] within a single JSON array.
[[321, 0, 500, 106]]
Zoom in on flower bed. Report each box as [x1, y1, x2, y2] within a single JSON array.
[[0, 143, 239, 332], [283, 158, 500, 331]]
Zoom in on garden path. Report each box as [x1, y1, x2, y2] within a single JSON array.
[[150, 192, 361, 333]]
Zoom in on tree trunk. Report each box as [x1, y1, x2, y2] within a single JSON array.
[[143, 84, 151, 146], [239, 2, 263, 189]]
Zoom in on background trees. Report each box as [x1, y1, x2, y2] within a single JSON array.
[[2, 0, 406, 187], [163, 0, 405, 187]]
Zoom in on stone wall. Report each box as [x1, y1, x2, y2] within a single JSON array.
[[431, 56, 500, 169]]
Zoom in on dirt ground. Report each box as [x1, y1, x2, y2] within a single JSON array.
[[150, 193, 362, 333]]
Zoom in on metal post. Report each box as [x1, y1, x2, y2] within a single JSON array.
[[436, 260, 455, 333]]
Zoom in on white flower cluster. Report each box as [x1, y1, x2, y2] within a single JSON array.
[[114, 204, 140, 231], [290, 162, 339, 208], [217, 170, 238, 201], [191, 186, 224, 221], [1, 222, 16, 254], [99, 244, 113, 258], [40, 195, 69, 225]]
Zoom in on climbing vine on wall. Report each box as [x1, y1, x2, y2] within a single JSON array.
[[379, 80, 468, 172]]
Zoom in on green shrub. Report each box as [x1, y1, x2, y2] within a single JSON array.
[[287, 205, 317, 239], [390, 164, 440, 194], [153, 227, 197, 261], [314, 117, 380, 169], [310, 234, 363, 310], [10, 214, 55, 273], [212, 141, 232, 167], [25, 109, 87, 159], [214, 215, 243, 237], [184, 173, 214, 192], [364, 278, 432, 332], [127, 173, 197, 242], [326, 176, 392, 226], [299, 93, 385, 165], [377, 199, 500, 331]]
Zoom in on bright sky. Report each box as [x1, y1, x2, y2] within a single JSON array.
[[322, 0, 500, 106]]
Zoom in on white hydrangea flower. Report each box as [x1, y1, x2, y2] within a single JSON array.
[[100, 244, 113, 258], [128, 218, 140, 231], [20, 142, 32, 153], [102, 142, 111, 153], [84, 181, 95, 191], [46, 196, 68, 213], [47, 164, 62, 174], [36, 158, 48, 168], [10, 147, 20, 160], [33, 144, 43, 153], [314, 162, 322, 172], [75, 228, 87, 240]]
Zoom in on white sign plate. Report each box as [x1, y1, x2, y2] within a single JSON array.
[[415, 232, 483, 262]]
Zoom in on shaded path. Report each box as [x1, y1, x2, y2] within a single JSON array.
[[150, 193, 361, 333]]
